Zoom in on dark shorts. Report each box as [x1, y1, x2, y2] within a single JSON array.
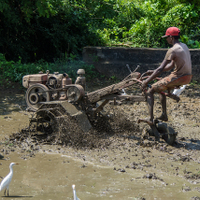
[[152, 75, 192, 93]]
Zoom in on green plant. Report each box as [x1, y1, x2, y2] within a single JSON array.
[[0, 53, 100, 86], [190, 80, 198, 86], [109, 75, 118, 82]]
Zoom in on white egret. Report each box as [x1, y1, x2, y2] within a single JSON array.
[[72, 184, 80, 200], [173, 85, 187, 96], [0, 162, 19, 196]]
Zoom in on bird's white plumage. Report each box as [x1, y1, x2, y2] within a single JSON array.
[[173, 85, 187, 97], [72, 184, 80, 200], [0, 162, 19, 196]]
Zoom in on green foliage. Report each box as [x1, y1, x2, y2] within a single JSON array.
[[189, 80, 198, 86], [97, 0, 200, 48], [109, 75, 118, 82], [1, 0, 200, 64], [181, 35, 200, 48], [0, 53, 98, 87], [0, 0, 108, 62]]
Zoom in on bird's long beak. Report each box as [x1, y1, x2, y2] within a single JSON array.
[[15, 163, 19, 165]]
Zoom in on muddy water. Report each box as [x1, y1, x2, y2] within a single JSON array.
[[1, 152, 199, 200], [1, 90, 200, 199], [0, 93, 30, 141]]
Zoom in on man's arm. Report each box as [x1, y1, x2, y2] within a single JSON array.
[[142, 59, 171, 89], [163, 60, 174, 72]]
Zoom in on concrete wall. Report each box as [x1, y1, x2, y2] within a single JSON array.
[[83, 46, 200, 81]]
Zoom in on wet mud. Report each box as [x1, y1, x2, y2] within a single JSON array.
[[0, 84, 200, 200]]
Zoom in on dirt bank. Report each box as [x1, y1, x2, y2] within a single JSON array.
[[0, 83, 200, 199]]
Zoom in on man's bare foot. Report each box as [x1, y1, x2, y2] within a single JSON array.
[[156, 113, 168, 122], [137, 119, 160, 141]]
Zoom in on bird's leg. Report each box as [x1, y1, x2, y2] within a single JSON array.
[[7, 189, 9, 196], [4, 189, 6, 196]]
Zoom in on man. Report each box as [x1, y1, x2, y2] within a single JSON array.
[[141, 27, 192, 126]]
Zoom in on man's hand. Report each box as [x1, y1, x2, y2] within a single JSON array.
[[146, 70, 154, 75], [141, 80, 148, 90]]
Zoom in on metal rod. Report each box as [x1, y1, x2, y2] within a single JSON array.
[[126, 64, 132, 73]]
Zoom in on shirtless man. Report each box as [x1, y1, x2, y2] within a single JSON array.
[[141, 27, 192, 125]]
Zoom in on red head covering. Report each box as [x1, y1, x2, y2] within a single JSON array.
[[162, 27, 180, 38]]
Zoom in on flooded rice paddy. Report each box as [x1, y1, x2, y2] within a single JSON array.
[[0, 85, 200, 200]]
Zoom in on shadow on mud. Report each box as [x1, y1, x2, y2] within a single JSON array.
[[174, 137, 200, 151]]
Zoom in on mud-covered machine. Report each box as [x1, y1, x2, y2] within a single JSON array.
[[23, 68, 178, 145]]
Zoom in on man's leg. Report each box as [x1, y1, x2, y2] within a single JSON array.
[[144, 87, 160, 140], [151, 76, 172, 121], [156, 93, 168, 121], [146, 88, 155, 124]]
